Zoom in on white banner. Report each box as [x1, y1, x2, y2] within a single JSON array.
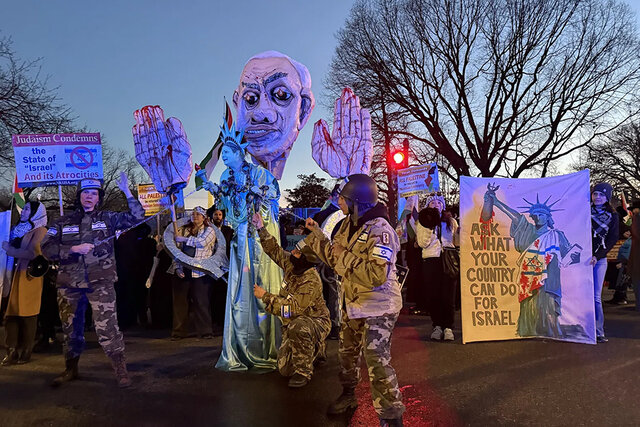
[[460, 170, 596, 344], [12, 133, 103, 188]]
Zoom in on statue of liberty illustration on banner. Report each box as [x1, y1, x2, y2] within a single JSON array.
[[459, 170, 596, 344]]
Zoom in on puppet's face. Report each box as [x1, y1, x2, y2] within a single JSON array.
[[234, 57, 303, 164], [220, 145, 244, 170]]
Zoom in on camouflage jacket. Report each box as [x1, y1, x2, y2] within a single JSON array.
[[304, 203, 403, 319], [41, 197, 145, 288], [257, 227, 330, 326]]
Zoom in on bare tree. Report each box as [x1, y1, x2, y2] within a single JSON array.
[[326, 0, 640, 180], [0, 37, 75, 182], [576, 120, 640, 201]]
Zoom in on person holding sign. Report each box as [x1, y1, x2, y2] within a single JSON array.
[[589, 183, 619, 343], [416, 194, 459, 342], [41, 174, 144, 388], [1, 201, 48, 366]]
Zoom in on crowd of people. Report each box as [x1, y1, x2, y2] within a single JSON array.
[[2, 171, 640, 427]]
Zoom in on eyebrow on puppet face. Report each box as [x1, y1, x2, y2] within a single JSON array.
[[241, 72, 290, 91]]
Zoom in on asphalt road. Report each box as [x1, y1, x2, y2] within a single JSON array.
[[1, 288, 638, 427]]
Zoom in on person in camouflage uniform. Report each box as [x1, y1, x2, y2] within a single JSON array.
[[303, 174, 405, 427], [251, 212, 330, 388], [41, 174, 145, 388]]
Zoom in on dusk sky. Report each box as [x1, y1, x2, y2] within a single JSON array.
[[2, 0, 355, 207], [2, 1, 639, 208]]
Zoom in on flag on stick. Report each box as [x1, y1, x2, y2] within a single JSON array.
[[12, 175, 25, 213]]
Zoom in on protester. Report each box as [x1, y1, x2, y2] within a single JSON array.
[[310, 182, 345, 339], [41, 174, 144, 388], [168, 206, 216, 340], [303, 174, 405, 426], [251, 212, 330, 388], [629, 202, 640, 312], [607, 228, 632, 305], [114, 223, 156, 329], [590, 183, 619, 343], [1, 201, 48, 365], [416, 193, 458, 342], [207, 208, 232, 335]]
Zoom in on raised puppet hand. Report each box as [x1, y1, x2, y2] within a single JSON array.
[[133, 105, 193, 194], [311, 88, 373, 178]]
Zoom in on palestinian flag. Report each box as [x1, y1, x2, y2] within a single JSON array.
[[12, 175, 25, 213], [195, 100, 233, 188]]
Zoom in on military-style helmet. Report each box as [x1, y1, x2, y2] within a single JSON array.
[[339, 174, 378, 206], [76, 178, 104, 197]]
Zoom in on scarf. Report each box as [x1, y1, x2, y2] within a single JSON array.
[[9, 203, 48, 241], [591, 204, 611, 253]]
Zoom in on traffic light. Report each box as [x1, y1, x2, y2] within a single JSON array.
[[390, 145, 409, 169]]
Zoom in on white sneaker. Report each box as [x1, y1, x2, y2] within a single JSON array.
[[443, 328, 454, 341], [430, 326, 443, 340]]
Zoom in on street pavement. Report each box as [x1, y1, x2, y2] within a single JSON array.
[[1, 288, 638, 427]]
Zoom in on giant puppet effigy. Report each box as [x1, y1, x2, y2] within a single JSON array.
[[197, 122, 283, 371], [195, 51, 316, 371]]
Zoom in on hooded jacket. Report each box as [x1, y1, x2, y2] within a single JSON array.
[[303, 203, 403, 319]]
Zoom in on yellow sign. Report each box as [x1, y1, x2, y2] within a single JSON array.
[[137, 183, 166, 216]]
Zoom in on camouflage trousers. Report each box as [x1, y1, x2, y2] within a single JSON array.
[[339, 311, 405, 419], [57, 281, 125, 359], [278, 316, 331, 380]]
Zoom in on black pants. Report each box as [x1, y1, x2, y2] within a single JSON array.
[[171, 275, 212, 337], [4, 315, 37, 354], [422, 257, 455, 329], [319, 264, 340, 328], [210, 276, 228, 328]]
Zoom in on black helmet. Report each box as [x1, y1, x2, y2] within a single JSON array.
[[340, 174, 378, 205]]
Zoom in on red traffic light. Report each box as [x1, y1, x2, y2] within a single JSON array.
[[392, 151, 405, 164]]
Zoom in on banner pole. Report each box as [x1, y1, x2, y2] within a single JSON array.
[[58, 185, 64, 216]]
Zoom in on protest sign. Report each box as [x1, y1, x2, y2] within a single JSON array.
[[459, 170, 595, 344], [12, 133, 103, 188], [397, 163, 439, 198], [138, 183, 167, 216]]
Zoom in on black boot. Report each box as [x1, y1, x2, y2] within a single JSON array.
[[1, 348, 19, 366], [327, 387, 358, 415], [51, 356, 79, 387], [17, 348, 32, 364]]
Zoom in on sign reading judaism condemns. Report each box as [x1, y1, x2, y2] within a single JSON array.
[[12, 133, 103, 188], [459, 170, 596, 344]]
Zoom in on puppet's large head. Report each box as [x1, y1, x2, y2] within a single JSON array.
[[233, 51, 314, 179]]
